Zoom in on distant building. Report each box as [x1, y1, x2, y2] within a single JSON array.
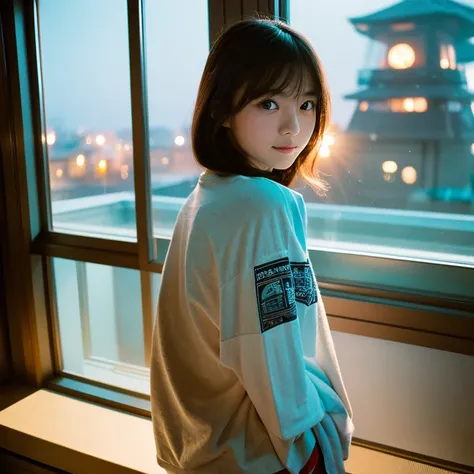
[[304, 0, 474, 214]]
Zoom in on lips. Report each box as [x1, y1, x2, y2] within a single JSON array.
[[273, 146, 298, 154]]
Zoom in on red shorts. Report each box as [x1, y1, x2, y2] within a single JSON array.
[[274, 442, 326, 474]]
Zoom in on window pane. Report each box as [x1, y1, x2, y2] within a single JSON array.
[[53, 258, 148, 394], [290, 0, 474, 266], [39, 0, 137, 241], [144, 0, 209, 243]]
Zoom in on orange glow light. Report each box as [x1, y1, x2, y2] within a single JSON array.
[[388, 43, 415, 69]]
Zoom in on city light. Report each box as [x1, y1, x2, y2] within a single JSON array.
[[359, 101, 369, 112], [471, 143, 474, 155], [55, 168, 63, 178], [47, 132, 56, 145], [440, 44, 457, 70], [403, 98, 415, 112], [175, 135, 185, 146], [413, 97, 428, 112], [440, 58, 450, 69], [96, 135, 106, 146], [76, 154, 86, 167], [388, 43, 415, 69], [98, 159, 107, 173], [121, 165, 129, 180], [86, 136, 92, 145], [382, 160, 398, 174], [447, 44, 457, 70], [402, 166, 417, 184], [161, 157, 169, 165], [389, 97, 428, 113]]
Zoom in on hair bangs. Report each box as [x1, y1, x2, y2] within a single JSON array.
[[235, 31, 322, 111]]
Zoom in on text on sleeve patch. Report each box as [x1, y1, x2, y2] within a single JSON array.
[[254, 257, 297, 333], [290, 260, 318, 307]]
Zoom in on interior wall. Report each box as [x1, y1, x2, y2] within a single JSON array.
[[332, 330, 474, 467]]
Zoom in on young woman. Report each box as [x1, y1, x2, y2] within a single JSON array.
[[150, 18, 354, 474]]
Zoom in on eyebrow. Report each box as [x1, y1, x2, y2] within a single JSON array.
[[274, 90, 319, 98]]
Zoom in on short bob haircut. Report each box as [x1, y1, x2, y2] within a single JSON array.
[[191, 18, 330, 194]]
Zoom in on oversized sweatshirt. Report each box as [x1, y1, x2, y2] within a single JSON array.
[[150, 170, 355, 474]]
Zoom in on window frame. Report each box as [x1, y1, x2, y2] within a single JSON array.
[[0, 0, 473, 415]]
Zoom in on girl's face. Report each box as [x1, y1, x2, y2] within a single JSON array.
[[223, 74, 318, 172]]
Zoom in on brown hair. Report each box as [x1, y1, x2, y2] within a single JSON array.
[[191, 18, 330, 194]]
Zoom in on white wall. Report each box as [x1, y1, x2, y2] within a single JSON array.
[[332, 331, 474, 467]]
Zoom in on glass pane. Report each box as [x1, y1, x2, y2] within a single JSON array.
[[144, 0, 209, 243], [290, 0, 474, 266], [39, 0, 137, 241], [54, 258, 148, 394]]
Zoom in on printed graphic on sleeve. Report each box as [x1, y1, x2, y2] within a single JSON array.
[[290, 260, 318, 306], [254, 257, 297, 333]]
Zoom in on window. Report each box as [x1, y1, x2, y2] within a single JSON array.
[[52, 258, 167, 394], [289, 0, 474, 271], [54, 258, 149, 394], [144, 0, 209, 246], [39, 0, 209, 249], [33, 0, 209, 391], [2, 0, 472, 409], [440, 43, 457, 70], [359, 99, 428, 113], [39, 0, 138, 241]]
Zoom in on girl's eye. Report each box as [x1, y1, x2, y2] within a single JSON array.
[[260, 99, 278, 110], [301, 100, 315, 111]]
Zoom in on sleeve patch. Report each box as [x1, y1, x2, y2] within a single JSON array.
[[254, 257, 297, 333], [290, 260, 318, 307]]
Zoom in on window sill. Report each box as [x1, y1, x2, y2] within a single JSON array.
[[0, 384, 164, 474], [0, 383, 468, 474]]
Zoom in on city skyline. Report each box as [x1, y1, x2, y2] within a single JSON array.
[[39, 0, 474, 134]]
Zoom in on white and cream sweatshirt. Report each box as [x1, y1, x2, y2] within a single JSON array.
[[150, 171, 354, 474]]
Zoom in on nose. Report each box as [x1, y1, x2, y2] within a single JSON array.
[[279, 109, 300, 136]]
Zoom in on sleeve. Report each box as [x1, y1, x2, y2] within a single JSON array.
[[218, 198, 326, 441]]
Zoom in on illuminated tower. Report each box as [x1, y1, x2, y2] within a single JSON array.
[[343, 0, 474, 207]]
